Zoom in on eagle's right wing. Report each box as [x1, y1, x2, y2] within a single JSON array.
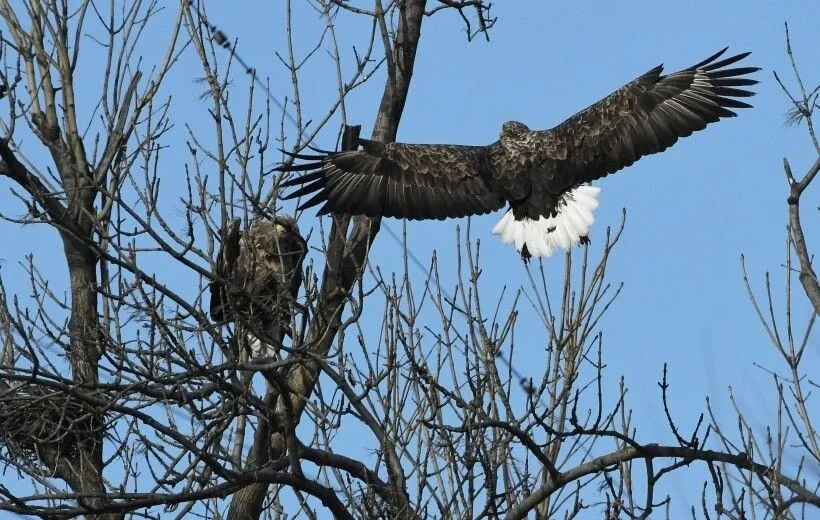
[[279, 140, 506, 220], [540, 48, 758, 186]]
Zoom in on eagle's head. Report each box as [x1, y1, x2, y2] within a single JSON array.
[[500, 121, 530, 147]]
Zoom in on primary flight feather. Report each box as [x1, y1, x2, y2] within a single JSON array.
[[279, 48, 759, 259]]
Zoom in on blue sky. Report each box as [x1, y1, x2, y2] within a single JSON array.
[[1, 0, 818, 516]]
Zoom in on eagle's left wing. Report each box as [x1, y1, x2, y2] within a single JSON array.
[[278, 140, 506, 220], [540, 48, 758, 185], [210, 218, 241, 322]]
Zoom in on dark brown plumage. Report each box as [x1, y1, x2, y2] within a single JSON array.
[[210, 216, 306, 357], [279, 49, 759, 258]]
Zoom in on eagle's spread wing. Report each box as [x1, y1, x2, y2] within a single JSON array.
[[542, 48, 758, 184], [279, 140, 505, 220]]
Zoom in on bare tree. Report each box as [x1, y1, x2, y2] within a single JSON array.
[[0, 2, 816, 519]]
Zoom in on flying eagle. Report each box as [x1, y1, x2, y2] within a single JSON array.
[[279, 49, 758, 259]]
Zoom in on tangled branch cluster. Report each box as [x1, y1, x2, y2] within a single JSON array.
[[0, 383, 104, 461]]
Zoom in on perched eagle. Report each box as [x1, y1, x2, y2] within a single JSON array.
[[279, 49, 758, 259], [210, 216, 306, 359]]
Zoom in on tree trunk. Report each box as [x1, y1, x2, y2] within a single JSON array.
[[226, 2, 428, 518]]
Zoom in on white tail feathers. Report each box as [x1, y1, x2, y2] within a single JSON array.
[[491, 185, 601, 257], [245, 332, 278, 359]]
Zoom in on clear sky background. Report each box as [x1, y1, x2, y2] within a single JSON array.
[[1, 0, 818, 517]]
